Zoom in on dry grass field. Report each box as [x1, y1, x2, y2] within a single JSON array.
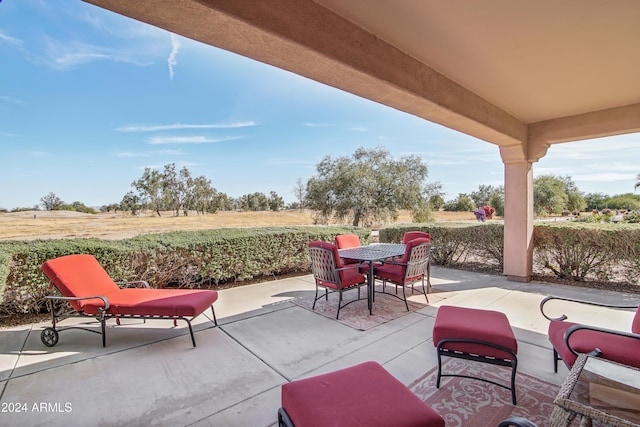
[[0, 209, 479, 241]]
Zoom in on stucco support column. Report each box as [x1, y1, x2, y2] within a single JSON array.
[[500, 146, 535, 282]]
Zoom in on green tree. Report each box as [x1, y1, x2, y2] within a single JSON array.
[[162, 163, 193, 216], [488, 186, 505, 217], [120, 191, 141, 216], [218, 194, 234, 211], [444, 194, 475, 211], [40, 192, 63, 211], [191, 176, 220, 214], [268, 191, 285, 212], [584, 192, 608, 211], [603, 193, 640, 210], [559, 176, 587, 212], [239, 192, 269, 211], [424, 181, 445, 210], [60, 201, 97, 214], [533, 175, 585, 215], [534, 175, 567, 215], [305, 146, 429, 226], [470, 184, 499, 208], [133, 168, 164, 216]]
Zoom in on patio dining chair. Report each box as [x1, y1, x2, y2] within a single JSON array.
[[402, 230, 431, 244], [335, 233, 364, 267], [308, 241, 367, 319], [540, 295, 640, 371], [374, 237, 431, 309], [402, 231, 432, 293]]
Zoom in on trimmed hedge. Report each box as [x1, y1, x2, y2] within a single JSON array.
[[533, 222, 640, 283], [380, 222, 640, 287], [379, 222, 503, 268], [3, 221, 639, 317], [0, 226, 369, 316]]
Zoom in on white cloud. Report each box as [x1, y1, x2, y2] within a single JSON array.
[[116, 122, 256, 132], [304, 122, 333, 127], [266, 158, 315, 167], [0, 31, 23, 48], [0, 95, 24, 105], [29, 151, 48, 158], [148, 136, 242, 145], [547, 135, 640, 160], [168, 33, 180, 79], [154, 149, 186, 155], [43, 38, 154, 70], [573, 172, 636, 183], [350, 127, 368, 132], [116, 151, 149, 158]]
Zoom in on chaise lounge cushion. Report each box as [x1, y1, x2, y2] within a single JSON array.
[[42, 254, 218, 316]]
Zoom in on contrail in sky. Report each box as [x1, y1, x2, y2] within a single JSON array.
[[168, 33, 180, 79]]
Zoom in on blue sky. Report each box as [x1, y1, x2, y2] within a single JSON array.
[[1, 1, 639, 210]]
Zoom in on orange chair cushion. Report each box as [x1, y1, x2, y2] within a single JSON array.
[[281, 361, 444, 427], [42, 254, 120, 311], [402, 231, 431, 244], [334, 234, 361, 249]]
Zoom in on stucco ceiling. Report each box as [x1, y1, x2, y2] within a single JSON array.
[[315, 0, 640, 124], [84, 0, 640, 155]]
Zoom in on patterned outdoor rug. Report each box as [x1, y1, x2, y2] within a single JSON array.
[[293, 284, 451, 330], [410, 358, 561, 427]]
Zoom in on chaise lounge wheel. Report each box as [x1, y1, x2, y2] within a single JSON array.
[[41, 327, 59, 347]]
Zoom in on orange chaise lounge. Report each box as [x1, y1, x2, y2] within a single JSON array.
[[40, 254, 219, 348]]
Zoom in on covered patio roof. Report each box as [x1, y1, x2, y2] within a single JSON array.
[[82, 0, 640, 281], [83, 0, 640, 156]]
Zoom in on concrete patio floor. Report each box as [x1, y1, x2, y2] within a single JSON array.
[[1, 267, 638, 426]]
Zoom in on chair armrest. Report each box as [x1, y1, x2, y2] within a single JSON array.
[[116, 280, 150, 288], [45, 295, 110, 310], [540, 295, 638, 321], [565, 323, 640, 357]]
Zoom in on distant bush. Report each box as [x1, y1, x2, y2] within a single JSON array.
[[624, 210, 640, 223], [10, 207, 39, 213]]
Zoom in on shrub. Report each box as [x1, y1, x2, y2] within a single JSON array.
[[533, 223, 619, 281], [623, 210, 640, 223], [380, 223, 479, 266]]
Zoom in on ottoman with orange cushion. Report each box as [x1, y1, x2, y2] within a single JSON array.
[[278, 361, 444, 427], [432, 305, 519, 405]]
